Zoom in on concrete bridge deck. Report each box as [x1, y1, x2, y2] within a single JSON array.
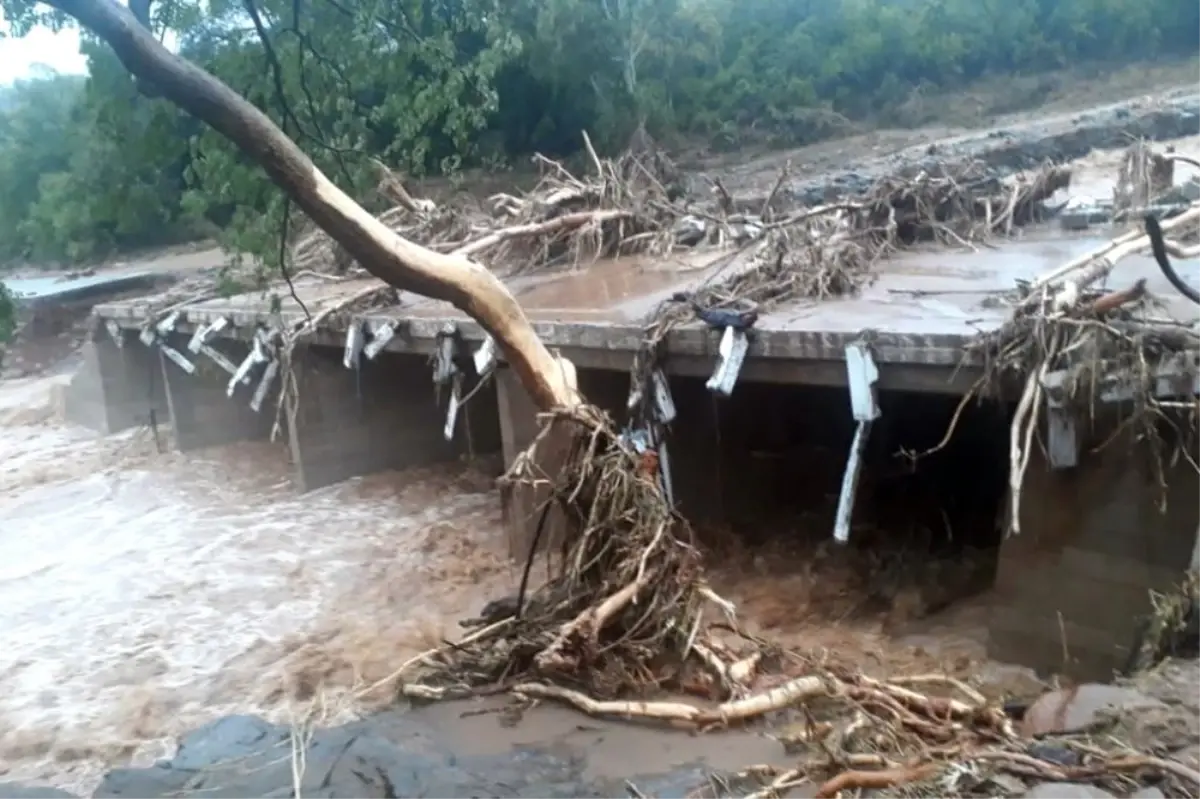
[[66, 226, 1200, 684], [92, 230, 1195, 393]]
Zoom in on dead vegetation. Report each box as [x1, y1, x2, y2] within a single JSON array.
[[286, 127, 1067, 305], [1124, 570, 1200, 676], [340, 139, 1197, 798], [631, 158, 1070, 378], [143, 129, 1197, 798], [963, 198, 1199, 538]]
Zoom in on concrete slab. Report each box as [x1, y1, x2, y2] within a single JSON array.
[[93, 230, 1198, 386]]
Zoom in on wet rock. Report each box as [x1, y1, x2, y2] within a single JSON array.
[[1026, 741, 1082, 767], [1129, 788, 1166, 799], [1060, 201, 1113, 231], [0, 784, 77, 798], [93, 712, 713, 799], [1021, 684, 1166, 737], [1022, 783, 1115, 798]]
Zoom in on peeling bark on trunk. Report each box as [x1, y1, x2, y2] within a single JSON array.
[[44, 0, 578, 413]]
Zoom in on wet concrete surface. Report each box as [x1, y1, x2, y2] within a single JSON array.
[[30, 701, 790, 799], [98, 229, 1198, 344]]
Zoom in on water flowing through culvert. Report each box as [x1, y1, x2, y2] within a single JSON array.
[[0, 367, 1044, 797]]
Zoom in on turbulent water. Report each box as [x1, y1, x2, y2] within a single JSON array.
[[0, 367, 518, 794], [0, 362, 1045, 796]]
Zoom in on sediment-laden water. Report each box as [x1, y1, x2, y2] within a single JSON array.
[[0, 365, 1042, 796]]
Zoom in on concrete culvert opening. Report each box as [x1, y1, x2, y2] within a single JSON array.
[[665, 376, 1011, 646]]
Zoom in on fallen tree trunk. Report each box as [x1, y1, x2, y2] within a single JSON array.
[[42, 0, 578, 413]]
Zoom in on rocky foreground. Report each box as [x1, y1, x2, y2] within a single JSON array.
[[0, 659, 1194, 799]]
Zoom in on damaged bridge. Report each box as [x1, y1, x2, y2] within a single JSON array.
[[75, 227, 1200, 681]]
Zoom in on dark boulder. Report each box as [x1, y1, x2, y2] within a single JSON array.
[[92, 712, 714, 798]]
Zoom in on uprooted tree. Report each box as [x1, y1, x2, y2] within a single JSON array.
[[11, 1, 1200, 795]]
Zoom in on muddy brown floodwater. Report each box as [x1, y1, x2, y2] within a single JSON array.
[[0, 364, 1046, 797]]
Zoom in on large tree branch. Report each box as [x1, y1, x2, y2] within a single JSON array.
[[43, 0, 578, 412]]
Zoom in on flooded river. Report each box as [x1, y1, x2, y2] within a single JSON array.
[[0, 362, 1042, 796], [0, 366, 520, 793]]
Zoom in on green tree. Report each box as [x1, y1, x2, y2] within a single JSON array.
[[0, 0, 1195, 272]]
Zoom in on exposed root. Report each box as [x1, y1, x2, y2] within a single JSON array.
[[1123, 569, 1200, 675]]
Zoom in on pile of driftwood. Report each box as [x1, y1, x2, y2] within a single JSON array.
[[289, 132, 692, 278], [627, 157, 1070, 405], [296, 139, 1200, 799], [287, 133, 1069, 290], [963, 196, 1200, 537], [362, 402, 1199, 797]]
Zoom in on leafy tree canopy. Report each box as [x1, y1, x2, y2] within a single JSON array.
[[0, 0, 1195, 270]]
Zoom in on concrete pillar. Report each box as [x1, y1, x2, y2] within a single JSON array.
[[287, 346, 497, 492], [495, 365, 628, 558], [496, 366, 559, 558], [988, 414, 1199, 679], [63, 324, 170, 435], [161, 332, 273, 452]]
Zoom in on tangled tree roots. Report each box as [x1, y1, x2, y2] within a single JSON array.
[[361, 438, 1200, 794], [382, 405, 710, 702]]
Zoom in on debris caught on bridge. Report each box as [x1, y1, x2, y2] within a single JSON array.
[[92, 125, 1200, 799], [961, 199, 1200, 537], [355, 397, 1198, 798], [287, 129, 1070, 291], [315, 141, 1199, 799]]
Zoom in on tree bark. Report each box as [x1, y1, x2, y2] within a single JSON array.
[[42, 0, 579, 413]]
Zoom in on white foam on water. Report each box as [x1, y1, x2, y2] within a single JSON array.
[[0, 371, 514, 795]]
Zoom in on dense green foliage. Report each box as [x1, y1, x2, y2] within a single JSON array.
[[0, 0, 1196, 266], [0, 283, 13, 351]]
